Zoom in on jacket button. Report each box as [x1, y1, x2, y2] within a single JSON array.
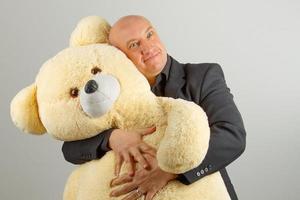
[[204, 167, 209, 172], [200, 169, 205, 175], [208, 164, 212, 169], [196, 171, 201, 177]]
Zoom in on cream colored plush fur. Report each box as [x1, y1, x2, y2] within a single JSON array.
[[10, 16, 230, 200]]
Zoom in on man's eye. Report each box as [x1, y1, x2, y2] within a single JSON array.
[[147, 31, 153, 39], [129, 42, 139, 49]]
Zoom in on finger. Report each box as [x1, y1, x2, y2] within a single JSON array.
[[110, 174, 125, 187], [110, 183, 137, 197], [115, 154, 123, 176], [141, 126, 156, 136], [129, 148, 148, 169], [121, 189, 143, 200], [139, 143, 157, 157], [110, 174, 133, 187], [123, 153, 135, 176], [145, 191, 156, 200]]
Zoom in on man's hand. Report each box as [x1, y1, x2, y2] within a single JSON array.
[[109, 127, 157, 176], [109, 154, 178, 200]]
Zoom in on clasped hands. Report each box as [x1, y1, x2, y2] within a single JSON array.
[[108, 127, 178, 200]]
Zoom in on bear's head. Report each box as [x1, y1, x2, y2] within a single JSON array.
[[10, 16, 158, 141]]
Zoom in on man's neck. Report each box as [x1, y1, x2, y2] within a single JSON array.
[[148, 76, 156, 86]]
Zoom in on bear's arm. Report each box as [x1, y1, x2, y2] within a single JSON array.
[[156, 97, 210, 174]]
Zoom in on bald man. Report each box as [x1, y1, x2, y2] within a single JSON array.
[[62, 15, 246, 200]]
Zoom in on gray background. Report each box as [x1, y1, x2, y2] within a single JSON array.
[[1, 0, 299, 199]]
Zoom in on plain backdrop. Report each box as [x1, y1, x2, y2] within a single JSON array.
[[1, 0, 299, 199]]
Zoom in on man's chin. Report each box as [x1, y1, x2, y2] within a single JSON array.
[[147, 64, 164, 76]]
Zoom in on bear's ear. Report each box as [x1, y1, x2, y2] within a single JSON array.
[[69, 16, 111, 47], [10, 84, 46, 135]]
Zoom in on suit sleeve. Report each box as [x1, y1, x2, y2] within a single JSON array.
[[177, 64, 246, 184], [62, 128, 114, 164]]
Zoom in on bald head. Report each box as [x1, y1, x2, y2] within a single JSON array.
[[109, 15, 151, 47], [108, 15, 167, 85]]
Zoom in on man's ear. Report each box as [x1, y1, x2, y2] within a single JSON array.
[[69, 16, 111, 47], [10, 84, 46, 135]]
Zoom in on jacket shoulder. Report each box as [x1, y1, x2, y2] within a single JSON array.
[[184, 63, 224, 85], [180, 63, 225, 102]]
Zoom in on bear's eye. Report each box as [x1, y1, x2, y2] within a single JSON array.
[[70, 87, 79, 98], [91, 67, 102, 75]]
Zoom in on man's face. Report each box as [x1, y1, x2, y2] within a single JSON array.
[[109, 17, 167, 83]]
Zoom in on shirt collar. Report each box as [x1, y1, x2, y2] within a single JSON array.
[[151, 54, 172, 87], [160, 54, 172, 81]]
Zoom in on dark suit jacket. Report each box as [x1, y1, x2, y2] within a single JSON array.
[[62, 55, 246, 200]]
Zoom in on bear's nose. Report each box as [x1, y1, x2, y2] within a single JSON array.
[[85, 80, 98, 94]]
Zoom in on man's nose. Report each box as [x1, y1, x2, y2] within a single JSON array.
[[85, 80, 98, 94], [140, 40, 153, 55]]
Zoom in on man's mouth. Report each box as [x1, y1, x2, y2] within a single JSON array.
[[143, 51, 160, 63]]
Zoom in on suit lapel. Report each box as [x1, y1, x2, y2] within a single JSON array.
[[164, 57, 186, 98]]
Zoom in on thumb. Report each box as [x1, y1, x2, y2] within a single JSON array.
[[141, 126, 156, 136]]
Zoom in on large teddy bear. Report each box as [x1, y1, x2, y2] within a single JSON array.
[[10, 16, 230, 200]]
